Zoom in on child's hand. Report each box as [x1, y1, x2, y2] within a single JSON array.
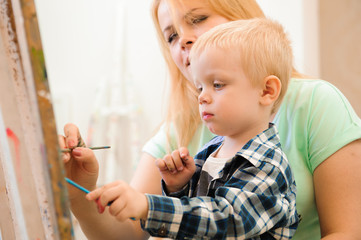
[[86, 180, 148, 222], [155, 147, 196, 193]]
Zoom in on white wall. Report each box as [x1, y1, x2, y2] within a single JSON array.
[[256, 0, 320, 76], [35, 0, 166, 146]]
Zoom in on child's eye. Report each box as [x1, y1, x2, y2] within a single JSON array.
[[194, 83, 203, 93], [214, 83, 224, 89]]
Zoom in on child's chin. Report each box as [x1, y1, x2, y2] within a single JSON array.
[[208, 126, 222, 136]]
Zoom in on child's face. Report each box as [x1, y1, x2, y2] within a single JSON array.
[[192, 48, 264, 138]]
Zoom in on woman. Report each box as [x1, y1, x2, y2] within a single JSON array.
[[60, 0, 361, 239]]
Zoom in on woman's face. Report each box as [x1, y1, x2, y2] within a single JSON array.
[[157, 0, 230, 81]]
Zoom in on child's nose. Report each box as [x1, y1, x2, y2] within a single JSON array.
[[198, 92, 211, 104]]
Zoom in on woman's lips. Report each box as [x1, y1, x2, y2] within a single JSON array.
[[185, 57, 190, 67]]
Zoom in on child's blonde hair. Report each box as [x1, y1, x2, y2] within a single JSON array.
[[189, 18, 293, 113]]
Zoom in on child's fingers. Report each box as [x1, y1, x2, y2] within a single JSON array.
[[155, 158, 167, 171], [163, 154, 177, 173], [106, 184, 128, 220], [171, 150, 184, 171], [184, 155, 196, 172], [179, 147, 190, 160], [178, 147, 195, 171], [108, 197, 127, 220], [86, 188, 102, 201], [98, 182, 125, 207], [86, 181, 120, 201]]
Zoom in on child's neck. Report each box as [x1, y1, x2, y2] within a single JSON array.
[[214, 139, 245, 158], [215, 122, 269, 158]]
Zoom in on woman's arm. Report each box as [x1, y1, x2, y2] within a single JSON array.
[[69, 152, 158, 240], [62, 123, 163, 239], [314, 139, 361, 240], [73, 152, 162, 239], [130, 152, 163, 195]]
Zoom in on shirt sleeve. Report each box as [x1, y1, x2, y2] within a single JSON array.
[[161, 179, 190, 198], [141, 163, 298, 239], [142, 123, 216, 159], [142, 124, 177, 159], [305, 81, 361, 171]]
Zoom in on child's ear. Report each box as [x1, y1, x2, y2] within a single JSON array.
[[259, 75, 281, 106]]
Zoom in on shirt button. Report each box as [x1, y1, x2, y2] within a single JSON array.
[[157, 225, 167, 236]]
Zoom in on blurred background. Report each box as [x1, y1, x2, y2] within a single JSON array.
[[34, 0, 360, 238]]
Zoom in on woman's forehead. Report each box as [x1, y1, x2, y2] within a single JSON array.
[[157, 0, 212, 28], [158, 0, 211, 19]]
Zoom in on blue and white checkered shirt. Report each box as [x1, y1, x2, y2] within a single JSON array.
[[142, 124, 299, 239]]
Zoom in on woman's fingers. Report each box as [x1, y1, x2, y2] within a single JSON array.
[[64, 123, 84, 148], [58, 135, 71, 163], [71, 147, 99, 174], [58, 134, 66, 148]]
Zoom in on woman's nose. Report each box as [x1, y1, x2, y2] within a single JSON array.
[[180, 38, 193, 50], [179, 28, 196, 50]]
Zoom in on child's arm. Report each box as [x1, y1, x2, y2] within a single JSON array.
[[141, 164, 298, 239], [86, 180, 148, 222], [155, 147, 196, 193]]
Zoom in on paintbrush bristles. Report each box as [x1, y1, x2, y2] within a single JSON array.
[[61, 146, 111, 153]]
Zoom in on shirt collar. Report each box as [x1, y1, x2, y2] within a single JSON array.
[[235, 123, 281, 166]]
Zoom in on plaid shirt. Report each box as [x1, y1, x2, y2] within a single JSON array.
[[142, 124, 298, 239]]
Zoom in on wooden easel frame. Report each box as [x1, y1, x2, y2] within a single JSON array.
[[0, 0, 72, 239]]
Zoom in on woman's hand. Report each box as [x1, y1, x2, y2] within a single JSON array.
[[155, 147, 196, 193], [59, 123, 99, 199]]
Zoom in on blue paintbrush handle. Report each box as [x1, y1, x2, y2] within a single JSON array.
[[65, 177, 135, 220], [65, 177, 90, 194]]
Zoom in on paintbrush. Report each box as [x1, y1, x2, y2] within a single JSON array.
[[65, 177, 135, 220], [61, 146, 111, 153], [65, 177, 91, 194]]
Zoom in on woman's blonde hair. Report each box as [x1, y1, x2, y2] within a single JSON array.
[[190, 18, 293, 113], [151, 0, 302, 149]]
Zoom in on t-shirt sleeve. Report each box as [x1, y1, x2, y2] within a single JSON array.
[[142, 124, 177, 159], [142, 123, 216, 159], [306, 81, 361, 171]]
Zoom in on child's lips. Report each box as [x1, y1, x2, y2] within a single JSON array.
[[202, 112, 214, 120]]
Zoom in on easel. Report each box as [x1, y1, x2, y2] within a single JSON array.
[[0, 0, 72, 239]]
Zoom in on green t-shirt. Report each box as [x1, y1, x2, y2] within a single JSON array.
[[142, 78, 361, 239]]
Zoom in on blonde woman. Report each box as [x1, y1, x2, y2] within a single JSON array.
[[60, 0, 361, 239]]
